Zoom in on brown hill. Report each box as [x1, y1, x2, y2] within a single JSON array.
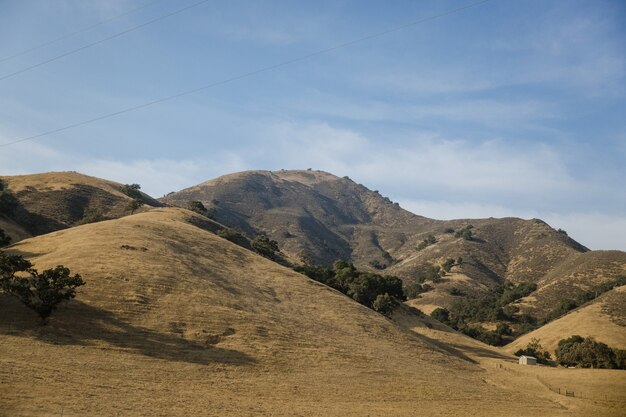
[[2, 207, 623, 416], [506, 285, 626, 356], [160, 169, 623, 324], [0, 171, 162, 241]]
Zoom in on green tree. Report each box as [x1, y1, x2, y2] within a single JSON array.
[[126, 199, 142, 214], [251, 235, 280, 260], [556, 335, 621, 369], [372, 293, 396, 316], [120, 183, 142, 199], [431, 307, 450, 324], [0, 251, 85, 324]]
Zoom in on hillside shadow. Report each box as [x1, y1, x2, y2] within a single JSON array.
[[0, 296, 254, 366]]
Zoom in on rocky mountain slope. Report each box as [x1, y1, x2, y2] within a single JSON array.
[[161, 169, 625, 323]]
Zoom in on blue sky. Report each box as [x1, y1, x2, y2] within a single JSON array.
[[0, 0, 625, 250]]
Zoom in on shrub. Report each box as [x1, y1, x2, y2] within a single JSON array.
[[404, 282, 425, 299], [431, 307, 450, 324], [369, 260, 387, 270], [417, 235, 437, 251], [495, 323, 512, 336], [251, 235, 280, 260], [444, 227, 455, 234], [455, 225, 474, 241], [372, 293, 396, 316], [449, 287, 463, 296], [442, 258, 455, 272], [75, 209, 109, 225], [217, 228, 249, 247]]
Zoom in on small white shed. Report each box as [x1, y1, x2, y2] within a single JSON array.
[[519, 355, 537, 365]]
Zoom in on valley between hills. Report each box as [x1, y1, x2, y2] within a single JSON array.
[[1, 170, 625, 416]]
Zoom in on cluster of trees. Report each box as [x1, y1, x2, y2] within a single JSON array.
[[556, 336, 626, 369], [542, 276, 626, 324], [295, 260, 405, 315], [514, 338, 552, 364], [0, 250, 84, 324], [429, 281, 538, 345]]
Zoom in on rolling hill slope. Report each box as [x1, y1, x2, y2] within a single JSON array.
[[0, 171, 162, 242], [160, 169, 624, 324], [2, 207, 618, 416], [506, 285, 626, 356]]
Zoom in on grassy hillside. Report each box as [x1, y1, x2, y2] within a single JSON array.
[[2, 207, 621, 416], [160, 169, 623, 328], [0, 172, 162, 241], [506, 285, 626, 356]]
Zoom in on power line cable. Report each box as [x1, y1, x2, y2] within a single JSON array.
[[0, 0, 211, 82], [0, 0, 492, 148], [0, 0, 167, 64]]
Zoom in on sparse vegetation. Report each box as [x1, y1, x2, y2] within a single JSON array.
[[417, 234, 437, 251], [555, 336, 626, 369], [455, 225, 474, 241], [0, 250, 84, 323], [542, 276, 626, 324], [75, 209, 109, 225], [442, 258, 455, 272]]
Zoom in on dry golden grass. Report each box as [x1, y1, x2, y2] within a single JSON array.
[[0, 172, 161, 242], [1, 207, 624, 416], [506, 286, 626, 355], [159, 169, 625, 328]]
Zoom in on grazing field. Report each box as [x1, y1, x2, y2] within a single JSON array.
[[1, 207, 624, 416]]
